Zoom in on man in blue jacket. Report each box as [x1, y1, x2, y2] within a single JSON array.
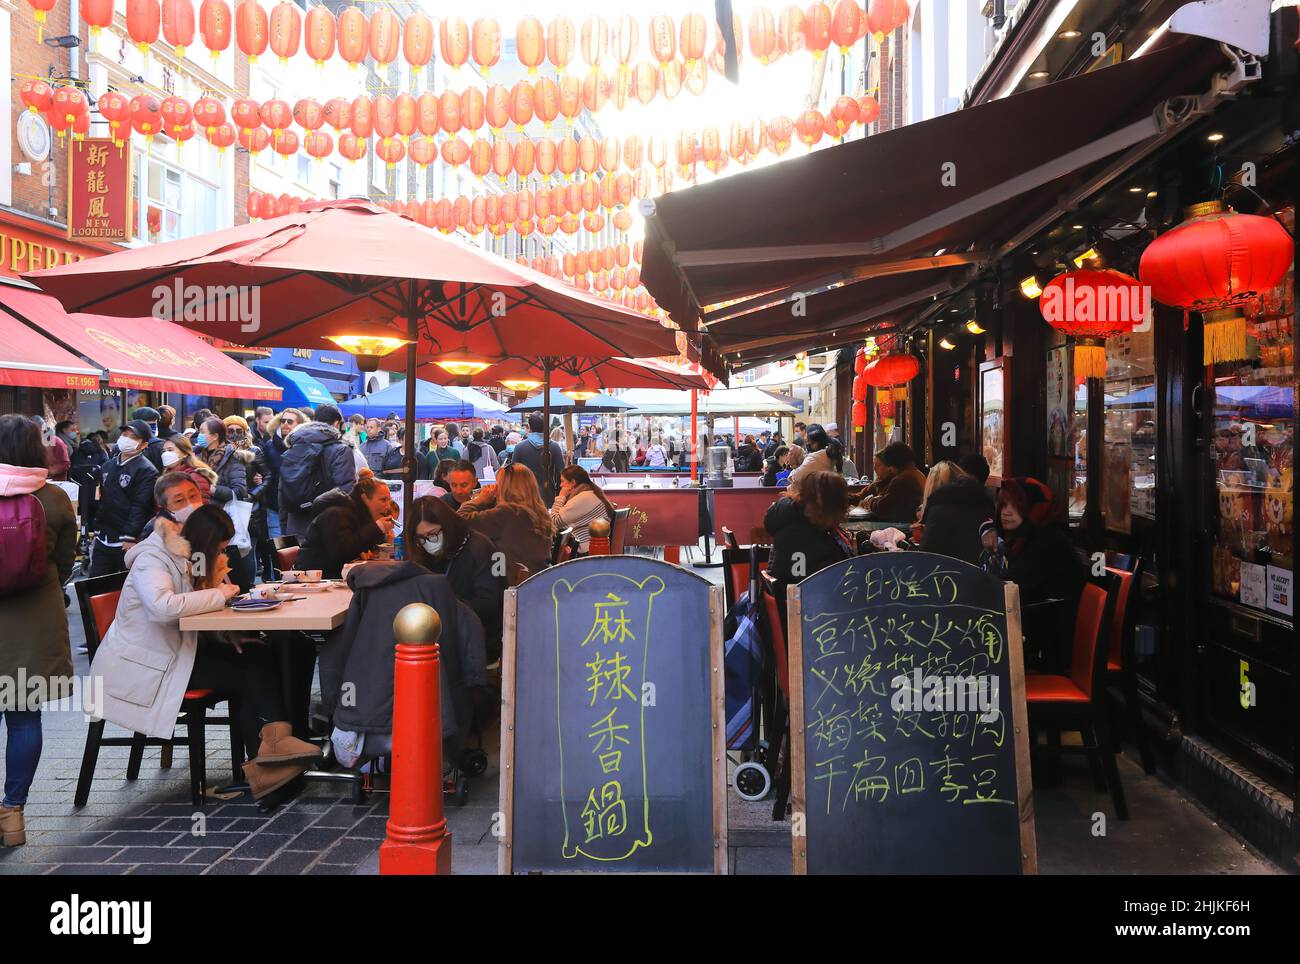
[[277, 403, 359, 539]]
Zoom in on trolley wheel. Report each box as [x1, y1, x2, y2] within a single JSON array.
[[462, 748, 488, 776], [454, 775, 469, 807], [733, 761, 772, 802], [753, 740, 771, 767]]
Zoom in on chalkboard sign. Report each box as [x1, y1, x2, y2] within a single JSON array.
[[499, 556, 727, 873], [788, 552, 1035, 874]]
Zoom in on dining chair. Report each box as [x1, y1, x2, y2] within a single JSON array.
[[1105, 563, 1156, 774], [759, 570, 792, 821], [609, 506, 631, 555], [1024, 573, 1128, 819], [73, 571, 245, 808]]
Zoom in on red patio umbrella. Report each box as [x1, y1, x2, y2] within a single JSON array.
[[29, 198, 689, 510]]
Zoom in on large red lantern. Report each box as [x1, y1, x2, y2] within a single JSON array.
[[582, 15, 608, 69], [438, 90, 461, 134], [336, 5, 368, 68], [349, 95, 372, 138], [160, 95, 193, 137], [867, 0, 912, 41], [96, 91, 131, 144], [459, 88, 484, 134], [441, 137, 469, 168], [83, 0, 115, 44], [236, 125, 269, 155], [199, 0, 231, 60], [409, 136, 436, 169], [234, 0, 268, 60], [19, 79, 54, 115], [292, 98, 323, 131], [1040, 269, 1145, 379], [268, 1, 300, 63], [162, 0, 196, 60], [472, 17, 501, 71], [205, 122, 235, 153], [304, 5, 334, 65], [509, 81, 534, 130], [831, 0, 863, 53], [485, 84, 510, 133], [777, 5, 805, 54], [533, 77, 560, 129], [440, 15, 468, 69], [516, 15, 545, 73], [403, 11, 433, 75], [323, 97, 350, 131], [338, 131, 367, 162], [749, 7, 777, 64], [802, 2, 833, 58], [547, 16, 576, 72], [864, 352, 920, 401], [304, 130, 333, 160], [829, 95, 860, 137], [128, 93, 163, 141], [1139, 199, 1294, 364], [273, 129, 300, 158], [126, 0, 161, 54], [795, 109, 825, 148], [369, 8, 399, 64], [852, 400, 868, 431]]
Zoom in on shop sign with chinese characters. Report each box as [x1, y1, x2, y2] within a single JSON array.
[[68, 139, 132, 243]]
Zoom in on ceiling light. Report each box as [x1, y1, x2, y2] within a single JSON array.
[[965, 320, 985, 334], [1058, 29, 1081, 39], [1147, 191, 1158, 199], [1071, 224, 1084, 230], [1073, 247, 1099, 267], [1128, 186, 1143, 193], [939, 337, 957, 350], [1028, 70, 1050, 80], [1207, 132, 1224, 142], [1020, 275, 1042, 299]]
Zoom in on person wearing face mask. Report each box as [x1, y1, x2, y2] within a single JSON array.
[[88, 420, 159, 577], [160, 434, 217, 503], [224, 415, 272, 577], [407, 495, 505, 657], [89, 504, 322, 800], [198, 418, 256, 591]]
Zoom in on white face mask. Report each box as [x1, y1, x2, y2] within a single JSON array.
[[161, 450, 181, 468], [116, 436, 138, 454], [172, 503, 198, 524], [421, 535, 444, 556]]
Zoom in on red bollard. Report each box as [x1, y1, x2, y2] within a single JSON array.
[[588, 517, 611, 556], [380, 603, 452, 875]]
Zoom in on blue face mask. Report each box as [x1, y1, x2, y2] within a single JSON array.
[[193, 434, 207, 450]]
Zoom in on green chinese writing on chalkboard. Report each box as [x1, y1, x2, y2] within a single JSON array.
[[804, 558, 1011, 815], [553, 573, 664, 861]]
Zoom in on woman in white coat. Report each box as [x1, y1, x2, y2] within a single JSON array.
[[89, 501, 321, 799]]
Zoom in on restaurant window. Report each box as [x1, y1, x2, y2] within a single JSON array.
[[132, 153, 218, 244], [1101, 324, 1157, 531], [1208, 205, 1295, 614]]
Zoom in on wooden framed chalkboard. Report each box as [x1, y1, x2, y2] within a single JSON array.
[[787, 552, 1036, 874], [499, 556, 727, 874]]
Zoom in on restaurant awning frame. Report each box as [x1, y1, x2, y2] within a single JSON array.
[[0, 310, 102, 391]]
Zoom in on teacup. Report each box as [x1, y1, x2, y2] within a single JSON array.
[[249, 585, 278, 601], [299, 569, 323, 583]]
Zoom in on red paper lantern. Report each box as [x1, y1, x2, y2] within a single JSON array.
[[293, 98, 323, 131], [304, 5, 335, 65], [162, 0, 196, 60], [438, 90, 461, 135], [199, 0, 231, 59], [236, 125, 269, 155], [459, 87, 484, 134], [403, 11, 433, 75], [472, 17, 501, 71], [336, 5, 368, 68], [777, 5, 805, 55], [372, 94, 397, 143], [126, 0, 161, 54], [260, 98, 292, 134], [632, 62, 659, 106], [323, 97, 350, 131], [802, 2, 832, 57], [857, 94, 881, 128], [273, 129, 299, 157], [469, 138, 492, 178], [582, 15, 608, 69], [829, 95, 860, 137], [491, 140, 513, 182], [831, 0, 863, 53], [440, 15, 468, 69], [547, 16, 576, 72], [485, 84, 510, 133], [513, 139, 536, 180], [533, 77, 560, 129], [441, 136, 469, 168], [128, 93, 162, 140], [516, 15, 545, 73], [1040, 268, 1145, 378], [268, 1, 300, 63], [409, 136, 436, 169], [338, 131, 367, 162], [536, 139, 558, 179], [852, 400, 867, 430], [864, 352, 919, 401], [304, 130, 333, 160], [394, 92, 417, 140], [98, 91, 131, 143], [509, 80, 534, 130], [230, 97, 259, 132], [582, 69, 611, 113], [796, 109, 825, 147], [19, 79, 54, 115], [83, 0, 115, 43], [205, 121, 235, 152], [613, 14, 638, 68], [247, 191, 265, 220], [852, 374, 867, 402], [161, 95, 192, 137], [866, 0, 911, 41], [369, 8, 399, 64], [375, 138, 404, 168], [767, 115, 794, 154], [349, 95, 372, 138], [234, 0, 267, 60]]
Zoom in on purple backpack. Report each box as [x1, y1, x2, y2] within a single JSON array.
[[0, 492, 48, 597]]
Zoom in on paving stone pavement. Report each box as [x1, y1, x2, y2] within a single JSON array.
[[0, 563, 1284, 876]]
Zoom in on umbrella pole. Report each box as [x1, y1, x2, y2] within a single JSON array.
[[403, 303, 418, 535], [542, 361, 553, 504], [690, 389, 699, 483]]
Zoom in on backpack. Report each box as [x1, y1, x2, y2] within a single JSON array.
[[279, 438, 337, 515], [466, 439, 482, 464], [0, 492, 48, 597]]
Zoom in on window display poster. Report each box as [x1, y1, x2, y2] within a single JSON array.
[[1267, 566, 1293, 617], [1239, 561, 1267, 609], [1103, 440, 1132, 534], [1046, 345, 1071, 458], [980, 364, 1006, 481]]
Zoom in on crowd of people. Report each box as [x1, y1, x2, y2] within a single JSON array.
[[0, 400, 1086, 844]]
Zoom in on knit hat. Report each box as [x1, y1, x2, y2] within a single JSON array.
[[997, 476, 1054, 529], [223, 415, 250, 432]]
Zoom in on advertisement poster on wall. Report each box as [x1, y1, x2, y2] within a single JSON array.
[[1046, 345, 1072, 458]]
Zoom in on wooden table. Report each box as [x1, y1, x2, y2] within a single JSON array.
[[179, 585, 353, 632]]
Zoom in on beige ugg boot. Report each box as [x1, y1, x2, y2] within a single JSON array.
[[252, 722, 324, 765], [242, 760, 311, 800], [0, 805, 25, 847]]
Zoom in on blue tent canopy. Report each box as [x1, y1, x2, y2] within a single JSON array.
[[509, 388, 633, 414], [252, 365, 335, 410], [338, 379, 488, 420]]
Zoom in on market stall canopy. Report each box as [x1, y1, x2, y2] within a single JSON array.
[[419, 354, 714, 392], [25, 199, 691, 369], [251, 365, 335, 410], [443, 385, 510, 417], [620, 387, 802, 416], [0, 281, 280, 400], [338, 379, 484, 421], [509, 389, 634, 415], [641, 38, 1229, 364]]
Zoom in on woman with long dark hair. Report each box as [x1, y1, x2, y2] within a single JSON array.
[[90, 504, 322, 800], [551, 465, 616, 552], [407, 496, 505, 652], [0, 415, 78, 846]]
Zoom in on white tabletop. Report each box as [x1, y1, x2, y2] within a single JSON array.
[[179, 585, 353, 632]]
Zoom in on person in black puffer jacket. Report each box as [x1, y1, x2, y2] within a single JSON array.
[[278, 404, 359, 538], [917, 462, 995, 565], [198, 417, 256, 591], [764, 470, 854, 600], [294, 476, 396, 579]]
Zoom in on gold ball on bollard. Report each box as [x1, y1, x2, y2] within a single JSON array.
[[589, 517, 611, 538], [393, 602, 442, 644]]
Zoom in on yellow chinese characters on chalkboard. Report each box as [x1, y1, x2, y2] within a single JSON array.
[[553, 573, 664, 862]]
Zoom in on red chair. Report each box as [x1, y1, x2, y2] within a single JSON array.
[[74, 572, 245, 808], [1105, 564, 1155, 774], [760, 570, 792, 820], [275, 544, 300, 573], [1025, 574, 1128, 819]]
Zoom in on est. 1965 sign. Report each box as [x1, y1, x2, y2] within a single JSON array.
[[68, 139, 132, 243]]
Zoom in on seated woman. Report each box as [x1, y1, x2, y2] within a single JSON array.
[[858, 442, 926, 521], [980, 477, 1085, 673], [89, 505, 321, 800], [294, 475, 396, 579], [764, 470, 855, 599], [458, 463, 554, 580], [762, 445, 790, 486], [407, 495, 506, 658], [550, 464, 615, 552], [320, 559, 485, 769], [916, 461, 994, 565]]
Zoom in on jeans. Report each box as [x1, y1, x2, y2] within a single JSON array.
[[266, 510, 281, 539], [2, 710, 42, 807]]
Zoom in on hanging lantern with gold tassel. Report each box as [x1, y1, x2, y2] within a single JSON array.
[[1040, 268, 1146, 379]]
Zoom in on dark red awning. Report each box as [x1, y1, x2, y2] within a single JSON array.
[[0, 309, 101, 390], [0, 284, 281, 400]]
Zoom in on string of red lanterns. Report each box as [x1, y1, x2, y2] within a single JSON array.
[[28, 1, 912, 73]]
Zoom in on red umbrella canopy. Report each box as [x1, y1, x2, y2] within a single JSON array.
[[25, 198, 684, 365], [415, 353, 716, 392]]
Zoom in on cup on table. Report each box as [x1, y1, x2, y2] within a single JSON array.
[[249, 584, 279, 601], [299, 569, 323, 583]]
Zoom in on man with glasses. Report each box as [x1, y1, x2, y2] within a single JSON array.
[[261, 408, 304, 539]]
